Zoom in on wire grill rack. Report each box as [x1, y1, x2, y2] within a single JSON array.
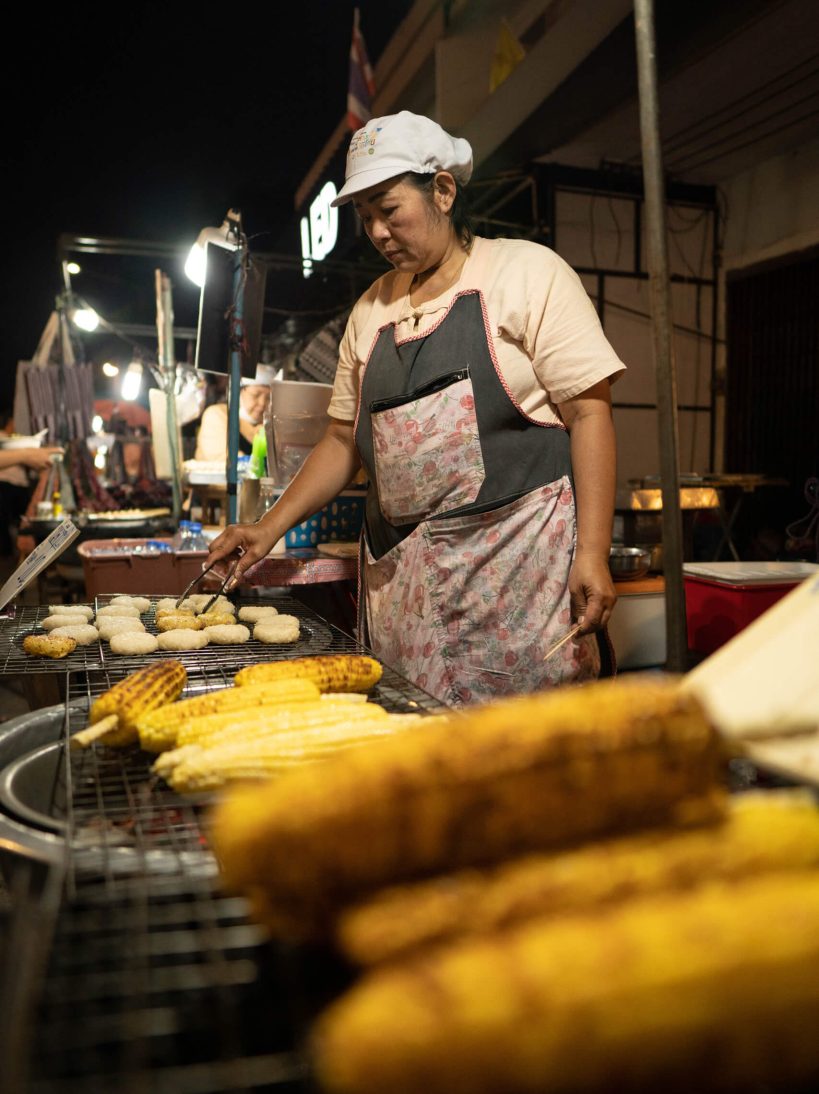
[[5, 648, 445, 1092], [0, 595, 338, 675]]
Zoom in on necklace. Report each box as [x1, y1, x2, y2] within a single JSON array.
[[409, 246, 469, 307]]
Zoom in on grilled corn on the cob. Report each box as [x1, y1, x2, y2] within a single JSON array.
[[173, 699, 392, 750], [135, 678, 322, 752], [168, 712, 427, 793], [313, 871, 819, 1094], [87, 659, 187, 747], [234, 654, 382, 693], [337, 789, 819, 966], [210, 676, 726, 940]]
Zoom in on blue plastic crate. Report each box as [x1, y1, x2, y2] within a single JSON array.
[[282, 488, 366, 547]]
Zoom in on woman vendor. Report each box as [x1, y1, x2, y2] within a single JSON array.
[[207, 111, 626, 705]]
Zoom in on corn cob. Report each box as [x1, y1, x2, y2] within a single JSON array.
[[337, 789, 819, 967], [234, 654, 382, 693], [135, 678, 322, 752], [163, 706, 427, 773], [313, 871, 819, 1094], [209, 676, 726, 941], [152, 743, 203, 781], [154, 701, 400, 777], [169, 713, 425, 793], [172, 699, 390, 749], [87, 659, 187, 747]]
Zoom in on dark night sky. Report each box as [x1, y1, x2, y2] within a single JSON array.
[[3, 1, 413, 413]]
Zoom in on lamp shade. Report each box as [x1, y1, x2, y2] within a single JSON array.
[[184, 216, 240, 287]]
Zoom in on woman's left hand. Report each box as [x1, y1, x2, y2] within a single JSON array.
[[569, 551, 616, 634]]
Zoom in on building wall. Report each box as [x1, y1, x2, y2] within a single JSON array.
[[546, 135, 819, 489], [551, 190, 715, 488]]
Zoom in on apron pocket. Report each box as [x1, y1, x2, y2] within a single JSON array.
[[370, 372, 485, 524]]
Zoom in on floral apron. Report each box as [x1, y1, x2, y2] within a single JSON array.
[[354, 290, 600, 706]]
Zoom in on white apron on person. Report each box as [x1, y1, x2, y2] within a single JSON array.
[[354, 290, 601, 706]]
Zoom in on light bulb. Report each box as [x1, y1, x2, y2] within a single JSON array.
[[73, 307, 100, 332], [184, 214, 240, 286], [66, 262, 81, 275], [91, 414, 104, 432], [184, 243, 207, 288], [121, 363, 143, 401]]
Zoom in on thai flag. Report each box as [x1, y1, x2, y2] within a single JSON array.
[[347, 7, 375, 131]]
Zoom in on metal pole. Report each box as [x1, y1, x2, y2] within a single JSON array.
[[633, 0, 688, 671], [155, 270, 182, 521], [226, 249, 246, 525]]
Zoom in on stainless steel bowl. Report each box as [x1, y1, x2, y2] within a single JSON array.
[[609, 546, 652, 580]]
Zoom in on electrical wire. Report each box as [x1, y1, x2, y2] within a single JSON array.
[[264, 303, 354, 317], [661, 54, 819, 160], [606, 194, 623, 268], [785, 478, 819, 562], [585, 294, 724, 345]]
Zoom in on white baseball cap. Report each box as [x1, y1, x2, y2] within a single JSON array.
[[331, 111, 473, 207], [241, 364, 277, 388]]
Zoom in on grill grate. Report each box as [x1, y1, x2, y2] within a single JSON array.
[[0, 595, 339, 675], [26, 871, 341, 1094], [7, 640, 444, 1092]]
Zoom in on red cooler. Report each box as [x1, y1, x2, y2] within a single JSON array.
[[683, 561, 819, 655]]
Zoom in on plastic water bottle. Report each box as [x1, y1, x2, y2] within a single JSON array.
[[255, 478, 278, 521], [187, 521, 209, 550], [172, 520, 192, 550]]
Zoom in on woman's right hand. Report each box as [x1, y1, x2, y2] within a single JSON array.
[[206, 519, 280, 588]]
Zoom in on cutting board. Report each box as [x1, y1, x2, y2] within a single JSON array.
[[682, 571, 819, 783]]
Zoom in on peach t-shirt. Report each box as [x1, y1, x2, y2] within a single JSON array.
[[327, 236, 625, 425]]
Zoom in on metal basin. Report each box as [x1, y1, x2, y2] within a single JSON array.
[[0, 742, 68, 834], [0, 703, 81, 866], [609, 545, 652, 580]]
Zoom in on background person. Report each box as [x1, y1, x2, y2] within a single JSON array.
[[0, 439, 63, 556], [194, 366, 275, 463], [208, 111, 625, 706]]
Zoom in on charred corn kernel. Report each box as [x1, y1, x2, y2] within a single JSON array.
[[135, 679, 322, 752], [168, 712, 424, 793], [88, 660, 187, 747], [210, 676, 725, 941], [314, 872, 819, 1094], [234, 654, 382, 693], [337, 789, 819, 967]]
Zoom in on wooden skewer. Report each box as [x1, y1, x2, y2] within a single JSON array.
[[542, 623, 583, 661], [70, 714, 120, 749]]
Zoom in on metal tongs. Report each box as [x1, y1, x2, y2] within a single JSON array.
[[174, 555, 241, 614]]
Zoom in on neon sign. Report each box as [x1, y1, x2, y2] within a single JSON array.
[[300, 181, 339, 278]]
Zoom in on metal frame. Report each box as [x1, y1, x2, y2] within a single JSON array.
[[467, 152, 719, 672]]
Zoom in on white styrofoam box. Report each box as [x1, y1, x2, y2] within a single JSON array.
[[608, 589, 666, 670]]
